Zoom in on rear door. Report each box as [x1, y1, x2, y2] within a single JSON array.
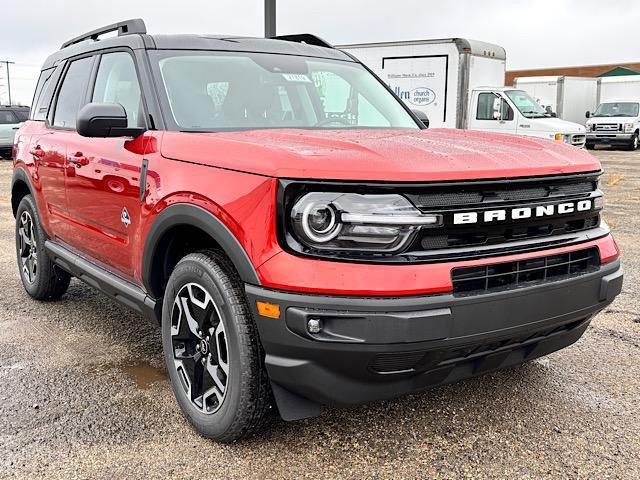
[[34, 55, 95, 238], [63, 50, 148, 279]]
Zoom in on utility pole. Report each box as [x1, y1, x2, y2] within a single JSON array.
[[0, 60, 15, 106], [265, 0, 276, 38]]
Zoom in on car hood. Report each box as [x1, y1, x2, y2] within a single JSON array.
[[160, 128, 601, 182], [528, 117, 586, 134]]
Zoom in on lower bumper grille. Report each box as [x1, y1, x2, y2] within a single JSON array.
[[451, 247, 600, 296], [369, 318, 588, 374]]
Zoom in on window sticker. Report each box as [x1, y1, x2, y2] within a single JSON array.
[[282, 73, 312, 83]]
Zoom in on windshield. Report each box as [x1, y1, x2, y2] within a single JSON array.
[[504, 90, 547, 118], [593, 102, 639, 117], [151, 51, 419, 132]]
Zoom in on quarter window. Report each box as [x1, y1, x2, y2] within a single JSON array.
[[92, 52, 144, 128], [53, 56, 94, 128]]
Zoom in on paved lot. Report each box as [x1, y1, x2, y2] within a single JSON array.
[[0, 148, 639, 479]]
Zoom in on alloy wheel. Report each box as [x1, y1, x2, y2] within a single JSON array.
[[18, 211, 37, 284], [171, 283, 229, 414]]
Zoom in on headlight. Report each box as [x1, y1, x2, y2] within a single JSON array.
[[585, 124, 593, 132], [289, 192, 441, 253], [624, 123, 635, 133], [555, 134, 572, 143]]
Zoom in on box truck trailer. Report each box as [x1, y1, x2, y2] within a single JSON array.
[[514, 76, 599, 125], [340, 38, 586, 147], [598, 75, 640, 104]]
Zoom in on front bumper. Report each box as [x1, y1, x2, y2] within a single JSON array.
[[587, 133, 634, 145], [247, 260, 623, 418]]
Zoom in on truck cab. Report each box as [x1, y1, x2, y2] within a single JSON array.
[[585, 100, 640, 150], [468, 87, 587, 148]]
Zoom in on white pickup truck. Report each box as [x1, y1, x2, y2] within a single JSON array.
[[0, 106, 29, 159], [586, 100, 640, 150], [340, 38, 587, 147]]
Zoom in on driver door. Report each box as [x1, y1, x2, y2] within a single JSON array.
[[469, 91, 516, 134]]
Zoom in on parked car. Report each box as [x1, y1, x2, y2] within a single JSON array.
[[0, 106, 29, 159], [12, 19, 623, 442], [341, 39, 587, 147], [586, 100, 640, 150]]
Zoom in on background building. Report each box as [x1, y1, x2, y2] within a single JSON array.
[[506, 62, 640, 85]]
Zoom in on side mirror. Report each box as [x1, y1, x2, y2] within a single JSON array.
[[585, 111, 591, 119], [411, 109, 429, 128], [77, 102, 145, 138]]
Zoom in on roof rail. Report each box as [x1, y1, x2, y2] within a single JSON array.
[[271, 34, 333, 49], [61, 18, 147, 49]]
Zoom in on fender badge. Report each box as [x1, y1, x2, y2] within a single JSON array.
[[121, 207, 131, 228]]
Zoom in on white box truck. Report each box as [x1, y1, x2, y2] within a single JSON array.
[[598, 75, 640, 103], [585, 76, 640, 150], [340, 38, 586, 147], [514, 76, 599, 125]]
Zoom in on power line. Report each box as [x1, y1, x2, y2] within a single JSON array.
[[0, 60, 15, 105]]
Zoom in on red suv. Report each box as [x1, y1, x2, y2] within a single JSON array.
[[12, 19, 623, 442]]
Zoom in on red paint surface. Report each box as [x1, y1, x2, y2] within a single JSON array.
[[15, 121, 615, 296]]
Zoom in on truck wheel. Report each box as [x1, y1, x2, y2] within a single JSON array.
[[161, 250, 272, 442], [629, 133, 639, 151], [15, 195, 71, 300]]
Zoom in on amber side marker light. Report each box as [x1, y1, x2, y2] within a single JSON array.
[[257, 301, 281, 319]]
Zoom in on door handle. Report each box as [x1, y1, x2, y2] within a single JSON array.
[[69, 152, 89, 167], [29, 146, 46, 158]]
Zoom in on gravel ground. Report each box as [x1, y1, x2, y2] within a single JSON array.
[[0, 149, 638, 480]]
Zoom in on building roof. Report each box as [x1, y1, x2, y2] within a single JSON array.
[[599, 66, 640, 77], [506, 62, 640, 85]]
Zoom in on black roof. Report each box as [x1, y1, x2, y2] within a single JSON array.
[[42, 19, 352, 70]]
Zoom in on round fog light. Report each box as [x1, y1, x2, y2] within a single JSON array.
[[307, 318, 322, 334]]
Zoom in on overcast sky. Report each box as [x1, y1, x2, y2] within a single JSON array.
[[2, 0, 638, 105]]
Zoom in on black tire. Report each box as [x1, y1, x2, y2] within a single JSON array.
[[628, 133, 639, 151], [585, 142, 595, 150], [15, 195, 71, 300], [161, 250, 272, 442]]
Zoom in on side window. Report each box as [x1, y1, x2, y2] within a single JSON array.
[[0, 111, 18, 124], [92, 52, 144, 128], [14, 110, 29, 122], [476, 93, 513, 121], [53, 57, 94, 128], [33, 67, 62, 121], [31, 69, 53, 120]]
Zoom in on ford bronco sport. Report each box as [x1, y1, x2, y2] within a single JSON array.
[[12, 19, 623, 442]]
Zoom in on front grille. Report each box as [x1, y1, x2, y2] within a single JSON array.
[[404, 173, 601, 255], [405, 179, 595, 209], [451, 247, 600, 296], [570, 134, 586, 146], [595, 123, 621, 132]]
